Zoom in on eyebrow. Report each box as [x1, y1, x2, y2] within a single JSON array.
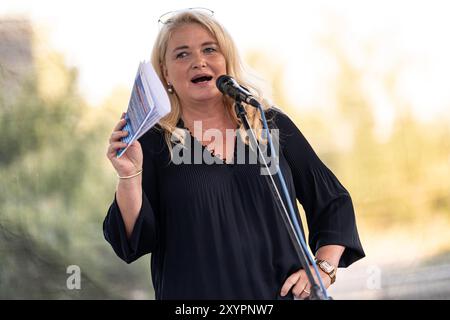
[[172, 41, 218, 53]]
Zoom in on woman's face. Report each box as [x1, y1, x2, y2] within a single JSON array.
[[163, 23, 227, 106]]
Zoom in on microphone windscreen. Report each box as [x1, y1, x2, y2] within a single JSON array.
[[216, 75, 232, 94]]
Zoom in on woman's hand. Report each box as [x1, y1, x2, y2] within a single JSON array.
[[280, 265, 332, 299], [106, 112, 143, 177]]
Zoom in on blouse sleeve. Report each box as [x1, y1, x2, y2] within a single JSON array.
[[271, 109, 365, 267], [103, 131, 161, 264]]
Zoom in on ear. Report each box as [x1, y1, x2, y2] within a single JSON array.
[[161, 63, 170, 84]]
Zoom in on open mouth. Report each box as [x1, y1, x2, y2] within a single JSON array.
[[191, 75, 213, 84]]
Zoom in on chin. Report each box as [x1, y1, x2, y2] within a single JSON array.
[[190, 91, 222, 102]]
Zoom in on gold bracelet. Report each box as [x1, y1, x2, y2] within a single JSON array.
[[117, 169, 143, 179]]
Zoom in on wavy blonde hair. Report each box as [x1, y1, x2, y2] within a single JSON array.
[[151, 10, 272, 155]]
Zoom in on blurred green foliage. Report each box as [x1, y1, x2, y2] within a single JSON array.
[[0, 56, 152, 299]]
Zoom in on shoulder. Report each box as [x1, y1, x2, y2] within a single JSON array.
[[264, 107, 315, 154], [264, 106, 299, 133]]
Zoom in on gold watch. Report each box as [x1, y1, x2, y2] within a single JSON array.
[[315, 259, 337, 284]]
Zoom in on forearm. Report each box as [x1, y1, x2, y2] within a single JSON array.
[[116, 176, 143, 239], [315, 245, 345, 267]]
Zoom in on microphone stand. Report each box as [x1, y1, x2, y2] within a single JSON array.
[[234, 99, 330, 300]]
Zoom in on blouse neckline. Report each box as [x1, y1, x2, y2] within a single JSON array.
[[176, 117, 238, 164]]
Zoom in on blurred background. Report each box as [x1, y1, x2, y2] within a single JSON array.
[[0, 0, 449, 299]]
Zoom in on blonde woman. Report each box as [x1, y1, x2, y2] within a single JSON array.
[[104, 9, 365, 300]]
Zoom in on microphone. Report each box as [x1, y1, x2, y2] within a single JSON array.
[[216, 75, 260, 108]]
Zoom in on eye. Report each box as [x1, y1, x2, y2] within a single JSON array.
[[204, 47, 217, 54], [176, 51, 188, 59]]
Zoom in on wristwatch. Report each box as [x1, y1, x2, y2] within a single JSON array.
[[315, 259, 337, 284]]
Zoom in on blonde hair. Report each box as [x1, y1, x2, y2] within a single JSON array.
[[150, 10, 272, 156]]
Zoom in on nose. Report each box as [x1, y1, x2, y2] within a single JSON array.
[[192, 52, 207, 69]]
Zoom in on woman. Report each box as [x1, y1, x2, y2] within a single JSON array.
[[104, 9, 365, 300]]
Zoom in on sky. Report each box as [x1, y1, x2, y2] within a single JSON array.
[[1, 0, 450, 126]]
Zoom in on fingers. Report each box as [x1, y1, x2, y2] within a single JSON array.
[[113, 112, 127, 131], [109, 130, 129, 143], [109, 113, 128, 144], [291, 272, 309, 299], [280, 269, 313, 299], [113, 118, 127, 132], [281, 265, 333, 299], [298, 283, 311, 300], [280, 270, 301, 297], [106, 141, 128, 159]]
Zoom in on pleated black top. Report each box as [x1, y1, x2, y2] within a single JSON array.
[[103, 108, 365, 300]]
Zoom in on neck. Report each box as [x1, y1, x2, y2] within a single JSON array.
[[181, 97, 233, 131]]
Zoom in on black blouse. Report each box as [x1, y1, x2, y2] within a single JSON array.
[[103, 108, 365, 300]]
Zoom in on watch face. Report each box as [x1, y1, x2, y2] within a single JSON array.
[[320, 261, 334, 273]]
